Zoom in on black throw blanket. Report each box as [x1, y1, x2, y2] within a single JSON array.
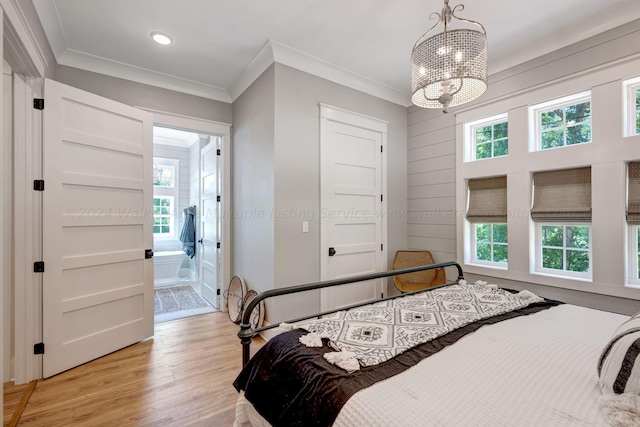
[[233, 298, 562, 427]]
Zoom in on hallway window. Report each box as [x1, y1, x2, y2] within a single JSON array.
[[153, 158, 180, 237]]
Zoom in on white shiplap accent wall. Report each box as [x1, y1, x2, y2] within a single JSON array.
[[407, 112, 457, 264], [406, 19, 640, 311]]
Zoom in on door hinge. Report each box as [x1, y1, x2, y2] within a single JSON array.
[[216, 195, 221, 202], [380, 293, 384, 299], [34, 261, 45, 273], [216, 242, 221, 249], [217, 289, 221, 295], [34, 342, 45, 354], [216, 149, 221, 156], [381, 244, 383, 251], [33, 98, 44, 110], [33, 180, 45, 191], [380, 145, 383, 153], [380, 194, 383, 202]]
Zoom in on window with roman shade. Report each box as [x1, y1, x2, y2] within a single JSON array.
[[466, 176, 507, 223], [629, 162, 640, 284], [628, 162, 640, 224], [531, 167, 591, 222]]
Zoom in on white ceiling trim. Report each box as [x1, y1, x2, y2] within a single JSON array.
[[225, 39, 412, 107], [227, 40, 276, 103], [267, 40, 410, 107], [56, 49, 232, 102], [1, 0, 48, 77]]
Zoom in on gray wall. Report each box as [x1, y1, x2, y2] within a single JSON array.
[[273, 63, 408, 316], [232, 65, 276, 301], [407, 18, 640, 314], [232, 63, 408, 323], [54, 65, 232, 124]]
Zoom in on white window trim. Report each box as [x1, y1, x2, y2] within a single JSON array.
[[623, 76, 640, 137], [469, 222, 508, 269], [534, 222, 592, 280], [463, 113, 508, 162], [628, 225, 640, 287], [529, 90, 592, 152], [153, 157, 180, 240]]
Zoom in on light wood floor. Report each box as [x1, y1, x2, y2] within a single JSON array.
[[3, 312, 265, 426]]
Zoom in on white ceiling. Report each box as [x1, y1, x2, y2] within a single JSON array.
[[153, 126, 200, 148], [32, 0, 640, 106]]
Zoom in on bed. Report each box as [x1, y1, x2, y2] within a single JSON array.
[[233, 262, 639, 427]]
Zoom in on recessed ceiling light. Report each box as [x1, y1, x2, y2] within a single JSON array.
[[150, 31, 173, 46]]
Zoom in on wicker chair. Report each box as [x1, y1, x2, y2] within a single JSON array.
[[391, 250, 446, 292]]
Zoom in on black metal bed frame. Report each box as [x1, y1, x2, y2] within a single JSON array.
[[237, 261, 464, 366]]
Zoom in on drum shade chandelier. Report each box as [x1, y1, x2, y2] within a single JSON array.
[[411, 0, 488, 113]]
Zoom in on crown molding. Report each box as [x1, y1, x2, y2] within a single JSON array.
[[1, 0, 48, 77], [57, 49, 231, 102], [229, 39, 411, 107], [227, 40, 275, 102]]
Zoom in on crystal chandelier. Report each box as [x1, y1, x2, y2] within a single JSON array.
[[411, 0, 488, 113]]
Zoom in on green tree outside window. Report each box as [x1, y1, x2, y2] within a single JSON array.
[[475, 223, 508, 264], [541, 225, 590, 273], [475, 121, 508, 159]]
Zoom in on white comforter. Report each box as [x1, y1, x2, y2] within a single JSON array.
[[235, 304, 628, 427]]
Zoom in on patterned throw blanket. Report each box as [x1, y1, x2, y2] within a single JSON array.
[[295, 280, 543, 370]]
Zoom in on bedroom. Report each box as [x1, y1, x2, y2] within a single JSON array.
[[2, 0, 640, 424]]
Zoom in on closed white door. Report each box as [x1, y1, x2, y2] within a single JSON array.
[[320, 105, 387, 311], [42, 79, 154, 377], [199, 139, 220, 309]]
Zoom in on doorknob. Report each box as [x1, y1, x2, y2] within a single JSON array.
[[197, 239, 203, 244], [328, 247, 336, 256]]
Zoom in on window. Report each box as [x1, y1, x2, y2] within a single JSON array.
[[628, 162, 640, 285], [537, 224, 591, 276], [629, 226, 640, 286], [530, 91, 591, 151], [623, 77, 640, 137], [466, 176, 508, 267], [153, 196, 174, 235], [531, 167, 592, 278], [464, 113, 508, 161], [473, 223, 508, 265], [153, 158, 180, 237]]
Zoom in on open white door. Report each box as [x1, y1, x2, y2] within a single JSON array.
[[42, 79, 154, 378], [199, 138, 220, 309], [320, 105, 387, 311]]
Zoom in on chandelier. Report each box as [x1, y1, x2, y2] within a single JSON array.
[[410, 0, 488, 113]]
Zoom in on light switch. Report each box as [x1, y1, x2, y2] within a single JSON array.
[[302, 221, 309, 233]]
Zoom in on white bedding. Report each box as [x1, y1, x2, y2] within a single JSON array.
[[235, 304, 629, 427]]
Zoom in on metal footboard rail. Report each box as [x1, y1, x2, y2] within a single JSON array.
[[238, 261, 464, 366]]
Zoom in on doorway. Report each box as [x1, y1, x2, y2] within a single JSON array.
[[152, 125, 227, 323]]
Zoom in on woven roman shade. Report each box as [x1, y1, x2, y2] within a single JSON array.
[[531, 167, 591, 222], [628, 162, 640, 224], [466, 176, 507, 223]]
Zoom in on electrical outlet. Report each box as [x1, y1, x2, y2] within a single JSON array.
[[302, 221, 309, 233]]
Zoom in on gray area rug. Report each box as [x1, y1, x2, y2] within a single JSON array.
[[154, 285, 215, 323]]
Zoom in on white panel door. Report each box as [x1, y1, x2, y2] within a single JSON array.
[[199, 139, 220, 309], [42, 78, 154, 378], [320, 106, 387, 311]]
